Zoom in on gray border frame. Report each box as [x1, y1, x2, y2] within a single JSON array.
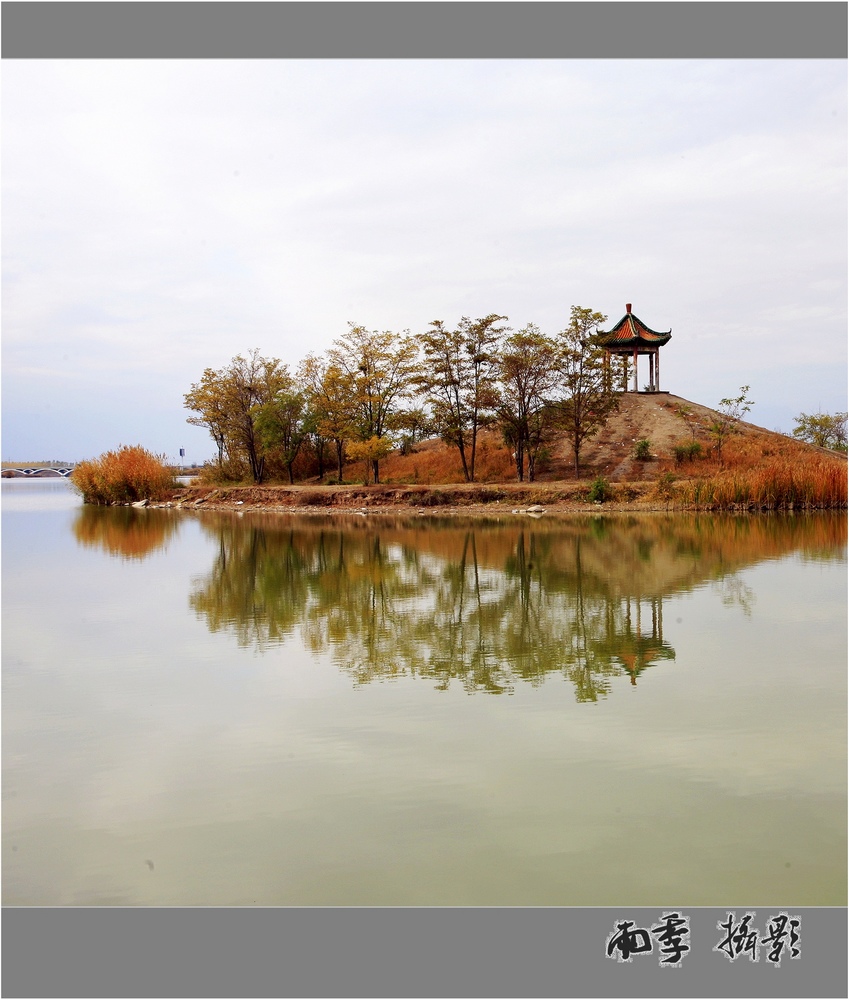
[[1, 2, 847, 59], [2, 2, 847, 997], [2, 907, 847, 998]]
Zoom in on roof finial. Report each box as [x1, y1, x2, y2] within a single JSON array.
[[626, 303, 632, 314]]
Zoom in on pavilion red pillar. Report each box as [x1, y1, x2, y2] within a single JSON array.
[[632, 348, 638, 391]]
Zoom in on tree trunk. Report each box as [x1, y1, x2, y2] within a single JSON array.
[[457, 440, 471, 483], [335, 440, 345, 483], [372, 459, 380, 485]]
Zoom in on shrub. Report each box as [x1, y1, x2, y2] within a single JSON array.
[[71, 445, 175, 505], [792, 411, 847, 451], [708, 385, 754, 461], [587, 476, 614, 503], [673, 441, 703, 465], [197, 456, 250, 484], [633, 438, 651, 460], [654, 471, 678, 508]]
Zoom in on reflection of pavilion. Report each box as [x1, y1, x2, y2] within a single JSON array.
[[592, 596, 676, 685]]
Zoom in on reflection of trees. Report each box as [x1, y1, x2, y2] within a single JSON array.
[[188, 512, 844, 699], [72, 506, 180, 560], [713, 573, 756, 617], [496, 532, 675, 701]]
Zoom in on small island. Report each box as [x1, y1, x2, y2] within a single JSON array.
[[68, 305, 847, 514]]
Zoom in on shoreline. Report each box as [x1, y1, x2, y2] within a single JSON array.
[[143, 482, 846, 516]]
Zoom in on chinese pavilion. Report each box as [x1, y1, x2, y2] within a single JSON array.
[[597, 303, 672, 393]]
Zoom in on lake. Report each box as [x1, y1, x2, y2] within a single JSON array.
[[2, 478, 846, 906]]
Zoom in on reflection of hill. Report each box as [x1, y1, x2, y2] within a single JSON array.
[[72, 506, 181, 560], [188, 513, 845, 699]]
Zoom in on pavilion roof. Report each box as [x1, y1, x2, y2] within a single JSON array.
[[597, 305, 672, 349]]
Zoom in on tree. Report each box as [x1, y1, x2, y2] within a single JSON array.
[[674, 402, 700, 442], [299, 405, 330, 481], [253, 377, 308, 484], [708, 385, 754, 462], [416, 319, 472, 480], [184, 350, 290, 483], [328, 323, 419, 484], [792, 411, 848, 451], [386, 406, 435, 455], [346, 436, 394, 485], [497, 324, 560, 482], [416, 314, 507, 482], [555, 306, 619, 476], [300, 354, 358, 483], [184, 367, 230, 469]]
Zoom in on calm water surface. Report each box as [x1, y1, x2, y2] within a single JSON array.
[[3, 479, 846, 905]]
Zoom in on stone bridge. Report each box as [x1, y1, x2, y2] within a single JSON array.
[[1, 467, 75, 478]]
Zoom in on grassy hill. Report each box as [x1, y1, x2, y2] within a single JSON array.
[[368, 391, 846, 509], [379, 392, 842, 480]]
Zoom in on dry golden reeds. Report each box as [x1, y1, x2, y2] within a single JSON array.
[[71, 445, 175, 504], [653, 428, 847, 510], [678, 458, 847, 510]]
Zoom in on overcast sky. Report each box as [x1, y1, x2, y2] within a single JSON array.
[[2, 59, 846, 464]]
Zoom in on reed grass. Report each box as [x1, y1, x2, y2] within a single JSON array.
[[677, 458, 847, 510], [71, 445, 175, 504]]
